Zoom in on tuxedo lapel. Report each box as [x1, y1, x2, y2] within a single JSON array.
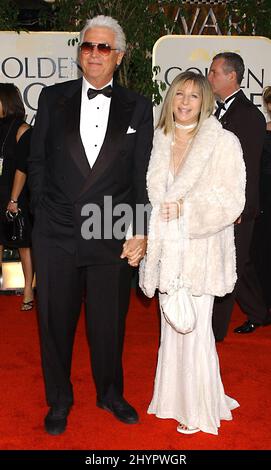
[[219, 90, 244, 124], [77, 84, 136, 197], [64, 80, 91, 178]]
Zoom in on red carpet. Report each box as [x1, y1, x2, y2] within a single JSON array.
[[0, 289, 271, 450]]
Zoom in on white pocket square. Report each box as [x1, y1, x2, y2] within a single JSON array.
[[126, 126, 136, 134]]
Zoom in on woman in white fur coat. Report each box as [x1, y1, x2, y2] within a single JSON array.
[[139, 71, 246, 435]]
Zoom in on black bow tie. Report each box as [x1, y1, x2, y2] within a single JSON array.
[[215, 92, 240, 118], [87, 85, 112, 100], [216, 100, 226, 111], [214, 100, 226, 119]]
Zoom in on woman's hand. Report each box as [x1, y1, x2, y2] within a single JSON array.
[[160, 200, 183, 222], [7, 200, 18, 213]]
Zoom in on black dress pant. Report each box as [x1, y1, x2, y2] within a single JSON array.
[[33, 235, 132, 408], [212, 220, 267, 341]]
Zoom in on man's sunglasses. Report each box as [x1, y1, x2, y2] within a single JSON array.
[[80, 42, 120, 56]]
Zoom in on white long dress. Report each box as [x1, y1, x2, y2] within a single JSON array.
[[147, 172, 239, 435]]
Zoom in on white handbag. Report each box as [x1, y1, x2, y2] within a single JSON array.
[[160, 287, 197, 334]]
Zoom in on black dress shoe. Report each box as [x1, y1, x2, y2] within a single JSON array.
[[97, 397, 139, 424], [44, 405, 70, 435], [234, 320, 261, 334]]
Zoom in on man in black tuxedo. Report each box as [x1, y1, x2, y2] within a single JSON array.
[[208, 52, 268, 341], [28, 15, 153, 435]]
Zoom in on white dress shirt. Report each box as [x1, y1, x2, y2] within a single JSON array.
[[80, 77, 113, 168]]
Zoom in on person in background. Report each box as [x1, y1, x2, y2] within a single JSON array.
[[0, 83, 34, 311], [208, 52, 269, 339], [251, 87, 271, 311], [28, 15, 153, 436], [139, 71, 246, 435]]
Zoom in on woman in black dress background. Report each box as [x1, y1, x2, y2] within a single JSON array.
[[0, 83, 34, 310]]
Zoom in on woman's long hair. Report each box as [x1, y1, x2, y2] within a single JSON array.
[[0, 83, 25, 119]]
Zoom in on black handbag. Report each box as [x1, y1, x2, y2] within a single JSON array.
[[5, 209, 26, 242]]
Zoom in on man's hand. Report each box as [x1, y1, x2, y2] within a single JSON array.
[[234, 216, 242, 225], [120, 235, 147, 267], [160, 200, 183, 222]]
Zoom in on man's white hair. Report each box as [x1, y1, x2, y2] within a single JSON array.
[[80, 15, 126, 52]]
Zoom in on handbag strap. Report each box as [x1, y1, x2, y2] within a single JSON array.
[[6, 208, 21, 221]]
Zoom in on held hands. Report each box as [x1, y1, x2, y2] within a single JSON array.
[[120, 235, 147, 267], [160, 199, 183, 222]]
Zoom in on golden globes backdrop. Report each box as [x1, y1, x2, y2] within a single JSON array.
[[0, 31, 271, 124], [0, 31, 80, 124], [153, 35, 271, 122]]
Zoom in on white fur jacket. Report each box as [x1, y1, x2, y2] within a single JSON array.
[[139, 115, 246, 298]]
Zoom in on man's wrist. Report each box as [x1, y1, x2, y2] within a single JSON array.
[[133, 234, 147, 239]]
